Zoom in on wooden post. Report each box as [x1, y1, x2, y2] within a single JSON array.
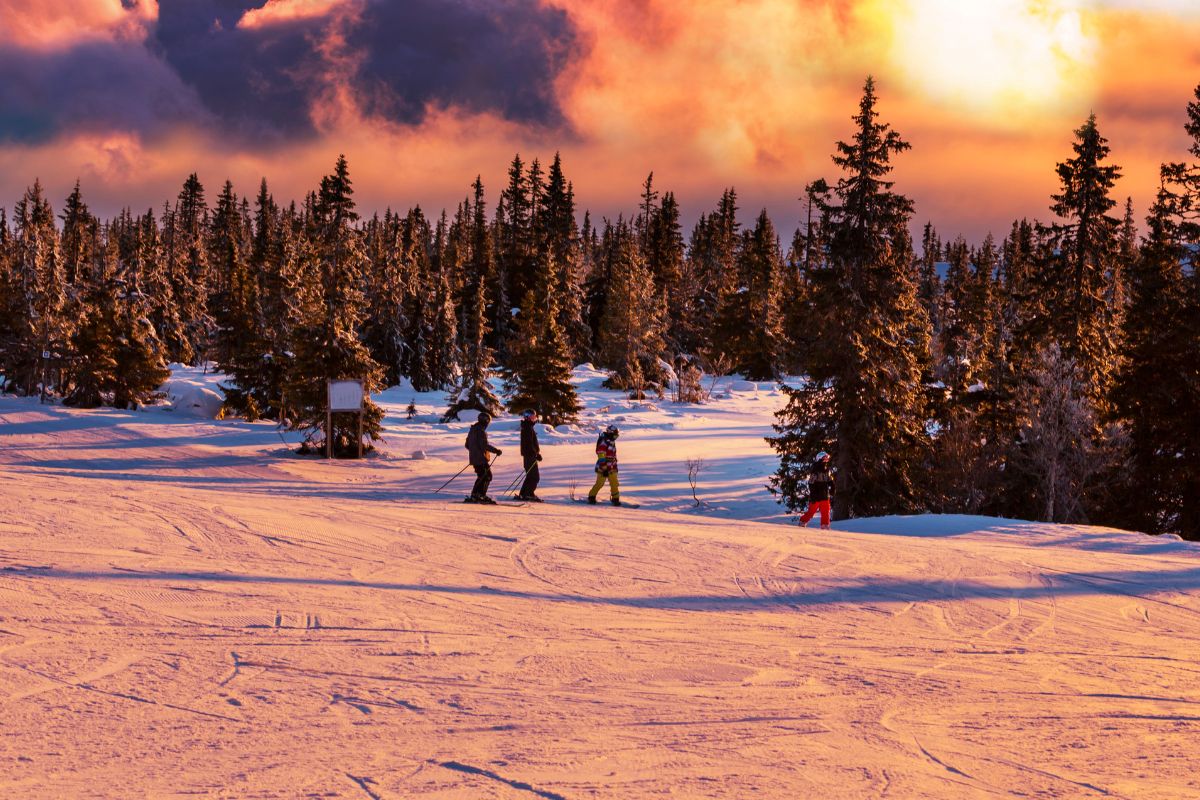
[[327, 409, 333, 459], [356, 411, 363, 459]]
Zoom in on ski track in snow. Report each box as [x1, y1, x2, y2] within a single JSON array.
[[0, 366, 1198, 797]]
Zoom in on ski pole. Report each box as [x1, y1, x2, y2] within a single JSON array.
[[502, 463, 533, 497], [435, 463, 472, 494]]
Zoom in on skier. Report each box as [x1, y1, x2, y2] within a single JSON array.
[[798, 451, 834, 529], [588, 424, 622, 506], [518, 409, 544, 502], [465, 411, 502, 504]]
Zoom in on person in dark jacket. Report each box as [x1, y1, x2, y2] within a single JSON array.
[[799, 451, 834, 529], [517, 409, 544, 501], [465, 412, 502, 503]]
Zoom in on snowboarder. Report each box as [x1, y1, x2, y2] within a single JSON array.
[[465, 412, 502, 504], [588, 424, 622, 506], [518, 409, 544, 502], [798, 451, 834, 529]]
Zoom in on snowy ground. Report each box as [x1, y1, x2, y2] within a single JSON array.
[[0, 367, 1198, 798]]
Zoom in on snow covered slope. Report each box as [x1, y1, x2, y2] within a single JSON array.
[[0, 368, 1197, 798]]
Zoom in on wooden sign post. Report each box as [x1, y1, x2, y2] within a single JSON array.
[[326, 379, 365, 459]]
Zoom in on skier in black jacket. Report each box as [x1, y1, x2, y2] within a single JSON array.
[[799, 451, 834, 529], [465, 412, 502, 503], [517, 409, 544, 501]]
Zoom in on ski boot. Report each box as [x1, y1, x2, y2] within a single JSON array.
[[587, 495, 597, 505]]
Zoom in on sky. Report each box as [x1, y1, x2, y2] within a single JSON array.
[[0, 0, 1197, 242]]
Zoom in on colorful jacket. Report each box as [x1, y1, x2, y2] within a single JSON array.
[[594, 434, 618, 474]]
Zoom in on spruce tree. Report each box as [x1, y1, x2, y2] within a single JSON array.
[[769, 78, 932, 519], [283, 157, 384, 455], [6, 181, 67, 397], [504, 250, 582, 425], [597, 219, 666, 394], [66, 225, 169, 409], [714, 209, 783, 380], [1041, 114, 1124, 411], [444, 178, 501, 420]]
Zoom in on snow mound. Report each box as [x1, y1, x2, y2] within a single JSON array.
[[166, 383, 224, 418]]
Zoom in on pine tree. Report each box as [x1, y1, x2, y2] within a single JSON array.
[[424, 211, 460, 391], [714, 209, 783, 380], [361, 210, 414, 387], [539, 153, 588, 362], [444, 178, 501, 421], [597, 219, 666, 394], [173, 174, 213, 366], [504, 250, 582, 425], [1041, 114, 1124, 411], [66, 224, 169, 409], [6, 181, 67, 397], [769, 77, 931, 519], [283, 156, 385, 455]]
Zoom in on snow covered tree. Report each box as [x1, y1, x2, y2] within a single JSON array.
[[1012, 344, 1100, 523], [170, 174, 214, 366], [714, 209, 783, 380], [597, 219, 667, 394], [66, 226, 170, 409], [504, 250, 582, 425], [444, 178, 501, 421], [283, 157, 384, 455], [538, 153, 589, 363], [1039, 115, 1124, 412], [769, 78, 932, 519], [361, 210, 415, 387], [5, 181, 67, 397]]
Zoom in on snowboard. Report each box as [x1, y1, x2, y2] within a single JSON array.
[[572, 498, 641, 509]]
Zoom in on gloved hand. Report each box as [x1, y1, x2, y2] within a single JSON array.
[[495, 449, 503, 456], [536, 454, 543, 462]]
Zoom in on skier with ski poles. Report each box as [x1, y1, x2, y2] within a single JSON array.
[[798, 451, 834, 529], [465, 411, 502, 504], [517, 409, 544, 502], [588, 424, 623, 506]]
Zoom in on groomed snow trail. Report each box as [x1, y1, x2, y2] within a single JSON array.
[[1, 379, 1198, 798]]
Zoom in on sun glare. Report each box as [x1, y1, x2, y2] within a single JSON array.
[[881, 0, 1095, 122]]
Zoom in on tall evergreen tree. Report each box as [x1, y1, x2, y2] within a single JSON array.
[[504, 250, 582, 425], [714, 209, 783, 379], [770, 78, 932, 519], [283, 157, 384, 455], [444, 178, 501, 420], [66, 225, 170, 409], [1040, 114, 1124, 410], [5, 181, 67, 396], [597, 219, 666, 393]]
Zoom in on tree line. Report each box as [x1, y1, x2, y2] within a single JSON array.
[[0, 78, 1197, 538]]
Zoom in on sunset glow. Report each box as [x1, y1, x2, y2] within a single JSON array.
[[0, 0, 1196, 237], [883, 0, 1094, 121]]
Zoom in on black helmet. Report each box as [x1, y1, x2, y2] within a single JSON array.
[[478, 411, 491, 424], [605, 424, 620, 438]]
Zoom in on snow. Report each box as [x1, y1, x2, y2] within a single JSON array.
[[0, 365, 1197, 798]]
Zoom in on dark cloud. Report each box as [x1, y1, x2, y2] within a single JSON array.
[[348, 0, 577, 128], [0, 38, 206, 143], [151, 0, 327, 141], [0, 0, 579, 145], [152, 0, 579, 141]]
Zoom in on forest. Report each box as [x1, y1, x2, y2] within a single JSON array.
[[0, 79, 1197, 539]]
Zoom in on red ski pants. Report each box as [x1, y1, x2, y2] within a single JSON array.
[[800, 499, 830, 527]]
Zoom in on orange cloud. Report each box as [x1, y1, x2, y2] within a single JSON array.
[[1, 0, 1197, 244], [238, 0, 350, 30]]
